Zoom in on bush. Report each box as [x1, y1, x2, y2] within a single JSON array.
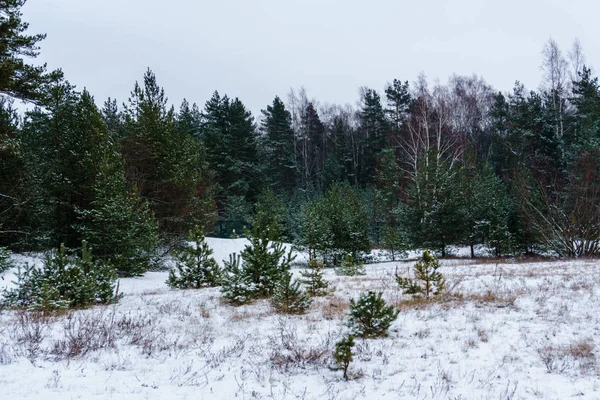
[[3, 241, 119, 311], [271, 271, 312, 314], [396, 250, 445, 298], [334, 335, 354, 380], [167, 226, 221, 289], [347, 291, 398, 338], [0, 246, 12, 273]]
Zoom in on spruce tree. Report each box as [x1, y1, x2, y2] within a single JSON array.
[[201, 91, 259, 214], [167, 226, 221, 289], [260, 96, 297, 192]]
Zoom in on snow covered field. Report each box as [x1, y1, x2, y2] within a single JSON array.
[[1, 238, 600, 399]]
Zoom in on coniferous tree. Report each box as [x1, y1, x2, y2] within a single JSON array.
[[123, 69, 214, 242], [167, 226, 221, 289], [221, 253, 257, 305], [0, 0, 62, 102], [261, 96, 297, 192], [347, 291, 399, 338], [202, 91, 259, 216], [358, 89, 389, 184], [334, 335, 355, 380], [299, 258, 329, 296], [0, 246, 12, 273], [0, 97, 24, 247], [397, 250, 445, 298], [3, 241, 119, 310], [271, 271, 312, 314]]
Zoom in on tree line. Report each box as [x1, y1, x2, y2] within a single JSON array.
[[2, 1, 600, 277]]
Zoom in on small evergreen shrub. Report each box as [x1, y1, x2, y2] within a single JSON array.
[[241, 216, 295, 297], [396, 250, 445, 298], [166, 226, 221, 289], [221, 213, 295, 306], [0, 246, 13, 273], [299, 258, 329, 296], [334, 334, 354, 380], [3, 241, 119, 311], [336, 254, 365, 276], [271, 271, 312, 314], [347, 291, 399, 338], [220, 253, 258, 305]]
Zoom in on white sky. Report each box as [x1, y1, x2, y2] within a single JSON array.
[[22, 0, 600, 116]]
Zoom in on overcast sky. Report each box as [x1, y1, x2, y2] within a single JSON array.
[[21, 0, 600, 116]]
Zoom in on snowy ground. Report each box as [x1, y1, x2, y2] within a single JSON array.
[[1, 238, 600, 399]]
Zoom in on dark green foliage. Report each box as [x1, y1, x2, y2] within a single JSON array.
[[298, 102, 326, 189], [0, 0, 63, 102], [301, 183, 371, 265], [0, 97, 24, 247], [3, 241, 119, 310], [271, 271, 312, 314], [123, 69, 215, 243], [201, 91, 259, 213], [167, 226, 221, 289], [403, 149, 465, 257], [240, 216, 295, 297], [348, 291, 399, 338], [397, 250, 445, 298], [334, 335, 354, 380], [260, 96, 297, 192], [221, 214, 294, 304], [0, 246, 12, 273], [254, 189, 288, 239], [381, 226, 407, 261], [359, 88, 390, 184], [220, 253, 257, 305], [336, 254, 365, 276], [299, 258, 329, 296]]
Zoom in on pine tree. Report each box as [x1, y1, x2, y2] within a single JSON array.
[[334, 335, 355, 380], [240, 214, 295, 297], [347, 291, 399, 338], [167, 226, 221, 289], [3, 241, 119, 310], [309, 183, 370, 265], [385, 79, 411, 142], [220, 253, 257, 305], [0, 0, 63, 102], [336, 253, 365, 276], [0, 97, 25, 247], [271, 271, 312, 314], [397, 250, 445, 298], [123, 69, 214, 243], [299, 258, 329, 296]]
